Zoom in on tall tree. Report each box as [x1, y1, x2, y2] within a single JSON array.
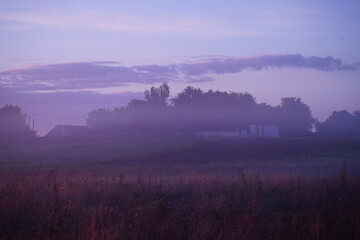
[[171, 86, 204, 109], [87, 108, 115, 130], [0, 105, 35, 139], [279, 97, 315, 136], [172, 87, 257, 130], [144, 82, 170, 106]]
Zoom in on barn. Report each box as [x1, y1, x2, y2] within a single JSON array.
[[46, 125, 90, 139]]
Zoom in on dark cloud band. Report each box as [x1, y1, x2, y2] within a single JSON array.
[[0, 54, 357, 92]]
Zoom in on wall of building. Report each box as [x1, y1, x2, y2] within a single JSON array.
[[246, 125, 279, 137], [240, 124, 280, 137], [193, 131, 240, 137], [262, 125, 280, 137]]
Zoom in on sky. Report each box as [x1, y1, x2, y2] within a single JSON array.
[[1, 0, 360, 135]]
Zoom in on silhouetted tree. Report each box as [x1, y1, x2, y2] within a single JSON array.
[[171, 86, 204, 109], [86, 83, 318, 137], [127, 99, 148, 109], [171, 87, 257, 130], [87, 84, 173, 132], [144, 82, 170, 106], [316, 110, 360, 136], [87, 108, 115, 130], [279, 97, 315, 136], [0, 105, 35, 140], [249, 103, 281, 125]]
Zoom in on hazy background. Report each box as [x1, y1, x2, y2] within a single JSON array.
[[1, 0, 360, 135]]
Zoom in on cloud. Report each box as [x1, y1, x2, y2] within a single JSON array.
[[0, 10, 266, 36], [0, 54, 357, 92], [178, 54, 356, 76]]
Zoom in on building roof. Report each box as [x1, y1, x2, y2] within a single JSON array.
[[46, 124, 89, 137]]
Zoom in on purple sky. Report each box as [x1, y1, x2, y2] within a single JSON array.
[[1, 0, 360, 135]]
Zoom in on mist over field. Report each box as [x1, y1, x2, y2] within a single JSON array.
[[1, 1, 360, 239]]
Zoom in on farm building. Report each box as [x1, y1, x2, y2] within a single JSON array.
[[240, 124, 279, 138], [45, 124, 280, 140], [194, 125, 280, 138], [46, 125, 90, 139], [193, 130, 240, 137]]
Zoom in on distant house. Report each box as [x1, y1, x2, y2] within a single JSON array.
[[240, 124, 279, 138], [46, 125, 90, 139]]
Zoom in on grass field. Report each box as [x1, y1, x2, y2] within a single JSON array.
[[1, 137, 360, 239], [1, 137, 360, 177]]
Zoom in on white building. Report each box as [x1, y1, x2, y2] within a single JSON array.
[[193, 130, 240, 137], [240, 124, 279, 138], [193, 125, 280, 138]]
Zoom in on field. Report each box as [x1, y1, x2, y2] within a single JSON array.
[[1, 137, 360, 239], [1, 137, 360, 177]]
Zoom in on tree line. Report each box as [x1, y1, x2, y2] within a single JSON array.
[[1, 83, 359, 139], [87, 83, 315, 137], [316, 110, 360, 136]]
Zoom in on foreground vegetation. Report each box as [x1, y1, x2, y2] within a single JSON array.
[[1, 137, 360, 239], [1, 169, 359, 240]]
